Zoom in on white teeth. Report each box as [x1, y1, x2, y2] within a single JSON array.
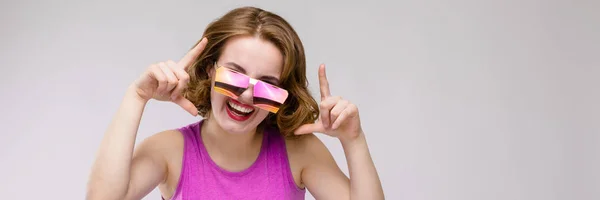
[[228, 100, 254, 113]]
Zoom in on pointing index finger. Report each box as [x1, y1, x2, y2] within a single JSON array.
[[319, 64, 331, 98], [178, 37, 208, 70]]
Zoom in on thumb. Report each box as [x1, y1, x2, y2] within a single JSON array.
[[294, 123, 324, 135], [172, 96, 198, 116]]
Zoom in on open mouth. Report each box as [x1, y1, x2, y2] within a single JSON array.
[[225, 98, 255, 121]]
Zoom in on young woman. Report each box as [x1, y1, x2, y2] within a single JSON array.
[[87, 6, 384, 200]]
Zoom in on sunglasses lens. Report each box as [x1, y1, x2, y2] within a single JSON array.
[[214, 67, 249, 99], [253, 81, 288, 113]]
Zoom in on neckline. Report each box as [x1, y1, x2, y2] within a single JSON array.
[[197, 120, 269, 177]]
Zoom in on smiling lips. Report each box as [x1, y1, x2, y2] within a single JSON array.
[[225, 98, 255, 121]]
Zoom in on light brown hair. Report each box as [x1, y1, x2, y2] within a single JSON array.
[[183, 6, 319, 137]]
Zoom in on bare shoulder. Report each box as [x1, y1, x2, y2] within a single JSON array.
[[134, 129, 185, 179], [285, 133, 330, 158], [136, 129, 184, 157], [135, 129, 185, 198], [285, 134, 337, 188]]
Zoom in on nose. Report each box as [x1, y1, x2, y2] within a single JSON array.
[[237, 84, 254, 105]]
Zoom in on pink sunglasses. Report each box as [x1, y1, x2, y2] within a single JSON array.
[[213, 64, 289, 113]]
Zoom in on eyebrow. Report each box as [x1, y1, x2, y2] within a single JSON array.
[[225, 62, 281, 85]]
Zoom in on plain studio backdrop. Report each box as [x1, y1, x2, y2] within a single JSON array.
[[1, 0, 598, 199]]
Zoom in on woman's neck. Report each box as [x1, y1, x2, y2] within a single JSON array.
[[200, 113, 263, 171]]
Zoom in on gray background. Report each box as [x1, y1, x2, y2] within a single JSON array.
[[1, 0, 599, 199]]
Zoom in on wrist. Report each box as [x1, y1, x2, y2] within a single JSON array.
[[339, 130, 366, 148], [125, 84, 149, 105]]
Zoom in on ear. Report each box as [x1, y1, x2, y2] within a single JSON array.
[[207, 67, 215, 79], [208, 62, 217, 79]]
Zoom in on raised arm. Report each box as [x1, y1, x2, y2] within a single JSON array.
[[295, 64, 384, 200], [86, 38, 207, 200]]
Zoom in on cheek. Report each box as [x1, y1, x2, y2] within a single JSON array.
[[254, 109, 270, 120], [210, 86, 227, 107]]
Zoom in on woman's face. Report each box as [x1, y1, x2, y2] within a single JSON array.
[[209, 35, 284, 134]]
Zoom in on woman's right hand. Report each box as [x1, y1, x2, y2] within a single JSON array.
[[131, 37, 208, 116]]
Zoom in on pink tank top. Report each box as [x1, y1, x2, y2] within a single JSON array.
[[166, 120, 306, 200]]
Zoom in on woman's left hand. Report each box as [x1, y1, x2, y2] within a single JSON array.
[[294, 64, 363, 142]]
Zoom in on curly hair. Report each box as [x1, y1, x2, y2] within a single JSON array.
[[183, 6, 319, 137]]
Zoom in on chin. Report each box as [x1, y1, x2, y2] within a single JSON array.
[[212, 96, 269, 135]]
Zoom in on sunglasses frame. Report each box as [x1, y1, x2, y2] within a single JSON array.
[[213, 62, 289, 113]]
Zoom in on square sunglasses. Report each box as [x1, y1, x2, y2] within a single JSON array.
[[213, 63, 289, 114]]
